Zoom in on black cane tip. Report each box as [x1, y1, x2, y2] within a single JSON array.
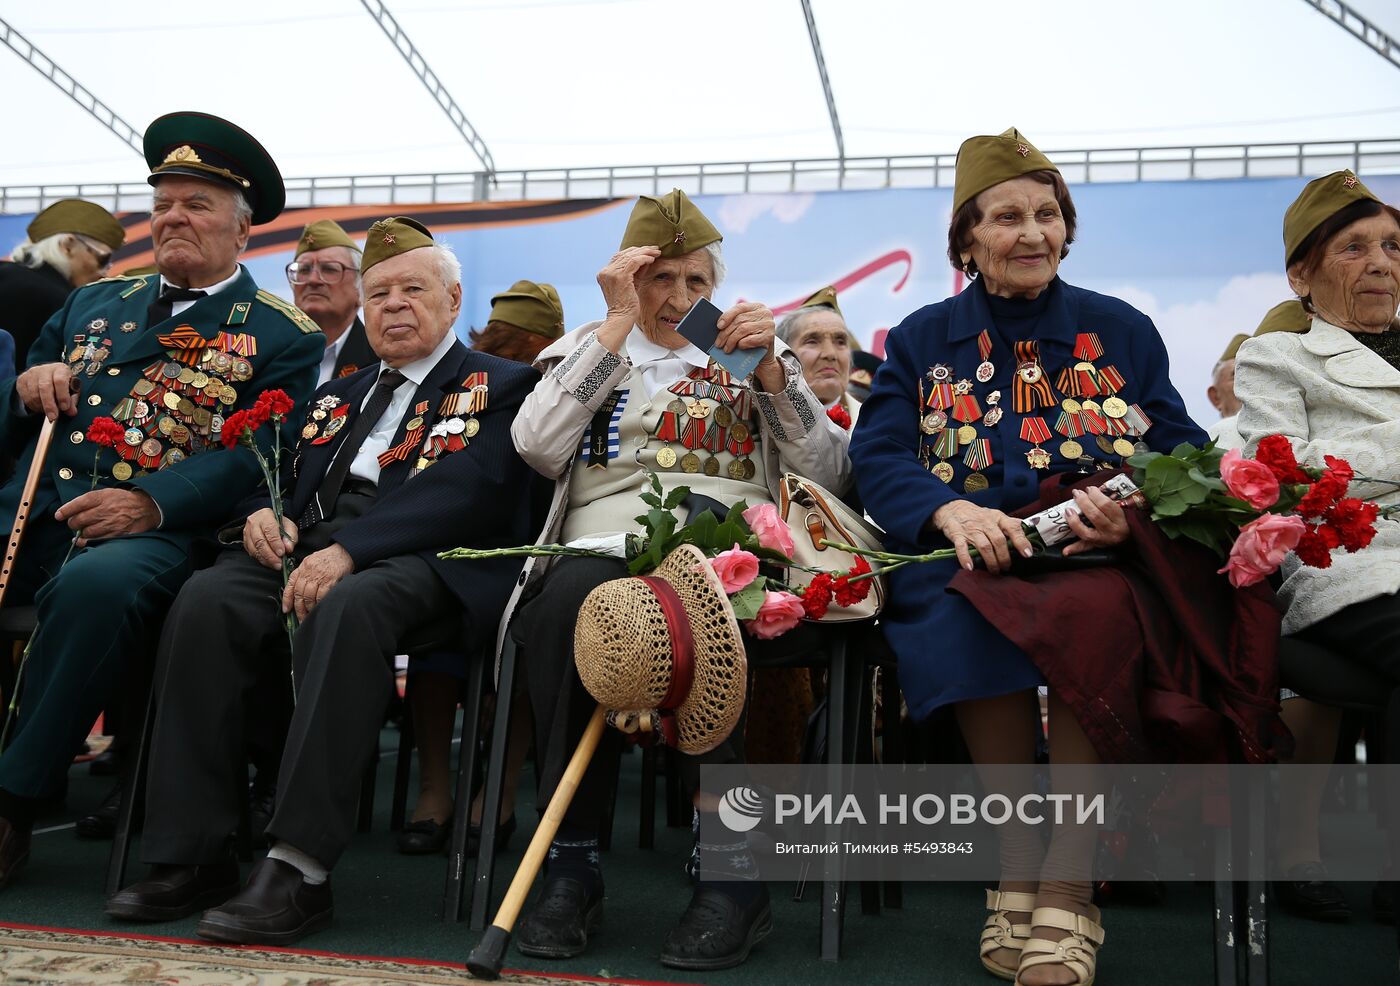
[[466, 925, 510, 980]]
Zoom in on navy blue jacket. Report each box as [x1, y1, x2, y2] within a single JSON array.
[[246, 339, 547, 640], [850, 277, 1207, 719]]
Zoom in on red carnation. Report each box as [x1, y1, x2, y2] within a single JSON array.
[[826, 404, 852, 431], [1254, 435, 1310, 484], [833, 556, 874, 607], [254, 389, 295, 419], [1295, 524, 1339, 569], [1325, 497, 1379, 553], [84, 416, 125, 448], [800, 574, 834, 620], [220, 409, 254, 449], [1298, 457, 1355, 518]]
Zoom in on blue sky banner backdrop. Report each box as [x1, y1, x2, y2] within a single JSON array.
[[5, 174, 1397, 426]]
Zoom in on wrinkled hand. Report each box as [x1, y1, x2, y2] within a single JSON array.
[[242, 507, 299, 570], [717, 302, 782, 390], [931, 499, 1035, 575], [56, 489, 160, 546], [596, 246, 660, 322], [17, 363, 79, 421], [1060, 486, 1132, 556], [282, 543, 354, 621]]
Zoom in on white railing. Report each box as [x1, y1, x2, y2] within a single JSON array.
[[2, 138, 1398, 214]]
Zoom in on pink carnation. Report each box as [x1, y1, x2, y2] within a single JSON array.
[[744, 590, 805, 639], [709, 543, 760, 594], [1218, 513, 1306, 588], [1219, 448, 1280, 510], [742, 503, 796, 558]]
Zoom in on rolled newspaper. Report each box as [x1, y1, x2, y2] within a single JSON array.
[[1021, 474, 1146, 549]]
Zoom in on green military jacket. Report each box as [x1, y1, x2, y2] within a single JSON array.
[[0, 265, 323, 540]]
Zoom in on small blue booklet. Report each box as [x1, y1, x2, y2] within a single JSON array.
[[676, 297, 767, 380]]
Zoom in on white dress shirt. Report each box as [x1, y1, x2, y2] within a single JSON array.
[[317, 331, 350, 387], [625, 325, 711, 398], [347, 330, 457, 484], [160, 266, 243, 317]]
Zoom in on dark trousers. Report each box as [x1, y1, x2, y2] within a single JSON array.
[[142, 498, 461, 870], [0, 519, 191, 802], [520, 557, 747, 832], [1296, 591, 1400, 686]]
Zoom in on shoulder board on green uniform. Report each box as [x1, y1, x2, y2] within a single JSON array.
[[255, 289, 322, 335], [82, 272, 154, 300]]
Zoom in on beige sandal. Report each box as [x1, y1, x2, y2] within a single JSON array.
[[980, 888, 1037, 980], [1014, 904, 1105, 986]]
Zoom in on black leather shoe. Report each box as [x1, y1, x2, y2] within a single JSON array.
[[196, 857, 333, 946], [396, 816, 452, 855], [75, 783, 124, 840], [1275, 862, 1351, 922], [467, 813, 517, 855], [106, 861, 241, 921], [0, 817, 31, 892], [515, 875, 604, 959], [659, 884, 772, 970]]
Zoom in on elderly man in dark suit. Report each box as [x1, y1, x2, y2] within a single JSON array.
[[107, 216, 546, 946]]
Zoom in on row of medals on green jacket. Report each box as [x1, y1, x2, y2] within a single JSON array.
[[916, 331, 1153, 494]]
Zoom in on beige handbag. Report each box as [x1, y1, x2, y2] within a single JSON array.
[[777, 473, 887, 622]]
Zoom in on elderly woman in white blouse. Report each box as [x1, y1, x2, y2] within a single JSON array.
[[503, 189, 850, 971]]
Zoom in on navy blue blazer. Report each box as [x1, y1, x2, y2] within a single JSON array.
[[850, 277, 1207, 720], [244, 339, 547, 639]]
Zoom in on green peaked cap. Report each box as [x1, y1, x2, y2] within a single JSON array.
[[296, 219, 358, 257], [1254, 299, 1311, 337], [1283, 170, 1381, 266], [360, 217, 434, 273], [800, 285, 841, 316], [619, 189, 722, 257], [489, 280, 565, 339], [27, 199, 125, 251], [143, 111, 285, 225], [953, 127, 1059, 212]]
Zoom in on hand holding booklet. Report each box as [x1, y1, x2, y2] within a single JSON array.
[[675, 297, 768, 381]]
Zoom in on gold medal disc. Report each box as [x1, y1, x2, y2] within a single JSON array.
[[1102, 397, 1129, 419], [957, 424, 977, 445], [1060, 440, 1084, 460], [656, 446, 678, 469], [680, 451, 701, 473], [1112, 438, 1136, 457], [963, 472, 989, 493], [932, 461, 954, 484]]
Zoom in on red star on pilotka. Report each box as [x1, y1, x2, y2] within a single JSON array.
[[383, 233, 396, 244], [1016, 144, 1030, 157], [1343, 175, 1359, 188]]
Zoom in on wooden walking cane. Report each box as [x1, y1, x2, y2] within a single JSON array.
[[467, 704, 608, 980]]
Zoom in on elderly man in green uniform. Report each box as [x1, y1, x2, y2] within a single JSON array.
[[0, 111, 323, 890], [286, 220, 377, 386]]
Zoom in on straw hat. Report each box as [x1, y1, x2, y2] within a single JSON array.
[[573, 544, 747, 755]]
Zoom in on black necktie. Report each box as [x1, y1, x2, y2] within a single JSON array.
[[147, 285, 207, 326], [308, 368, 406, 525]]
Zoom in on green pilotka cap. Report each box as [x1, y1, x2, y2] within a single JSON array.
[[1219, 333, 1250, 363], [489, 280, 565, 339], [799, 285, 841, 316], [953, 127, 1059, 212], [1254, 299, 1311, 337], [1283, 170, 1381, 266], [618, 189, 722, 257], [26, 199, 125, 251], [360, 217, 433, 273], [296, 219, 358, 257]]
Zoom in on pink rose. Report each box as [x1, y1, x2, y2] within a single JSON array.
[[1219, 448, 1281, 510], [742, 503, 796, 558], [709, 543, 760, 594], [744, 590, 805, 639], [1218, 513, 1306, 588]]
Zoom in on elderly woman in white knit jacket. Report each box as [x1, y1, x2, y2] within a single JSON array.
[[502, 189, 850, 972]]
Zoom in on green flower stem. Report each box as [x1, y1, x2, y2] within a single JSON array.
[[439, 544, 617, 562], [817, 538, 965, 584]]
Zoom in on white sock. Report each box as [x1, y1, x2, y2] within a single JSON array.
[[267, 841, 329, 885]]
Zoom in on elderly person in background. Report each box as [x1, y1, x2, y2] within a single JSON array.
[[1208, 300, 1313, 452], [776, 285, 859, 428], [398, 278, 565, 856], [852, 129, 1207, 986], [506, 189, 850, 970], [1236, 173, 1400, 922], [286, 220, 376, 386], [0, 199, 126, 370]]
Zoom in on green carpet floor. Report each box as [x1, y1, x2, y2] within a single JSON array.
[[0, 731, 1395, 985]]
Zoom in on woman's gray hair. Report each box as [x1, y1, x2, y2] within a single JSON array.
[[8, 233, 77, 277], [703, 241, 726, 289], [776, 302, 842, 345]]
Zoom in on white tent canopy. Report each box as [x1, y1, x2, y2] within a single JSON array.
[[0, 0, 1397, 191]]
